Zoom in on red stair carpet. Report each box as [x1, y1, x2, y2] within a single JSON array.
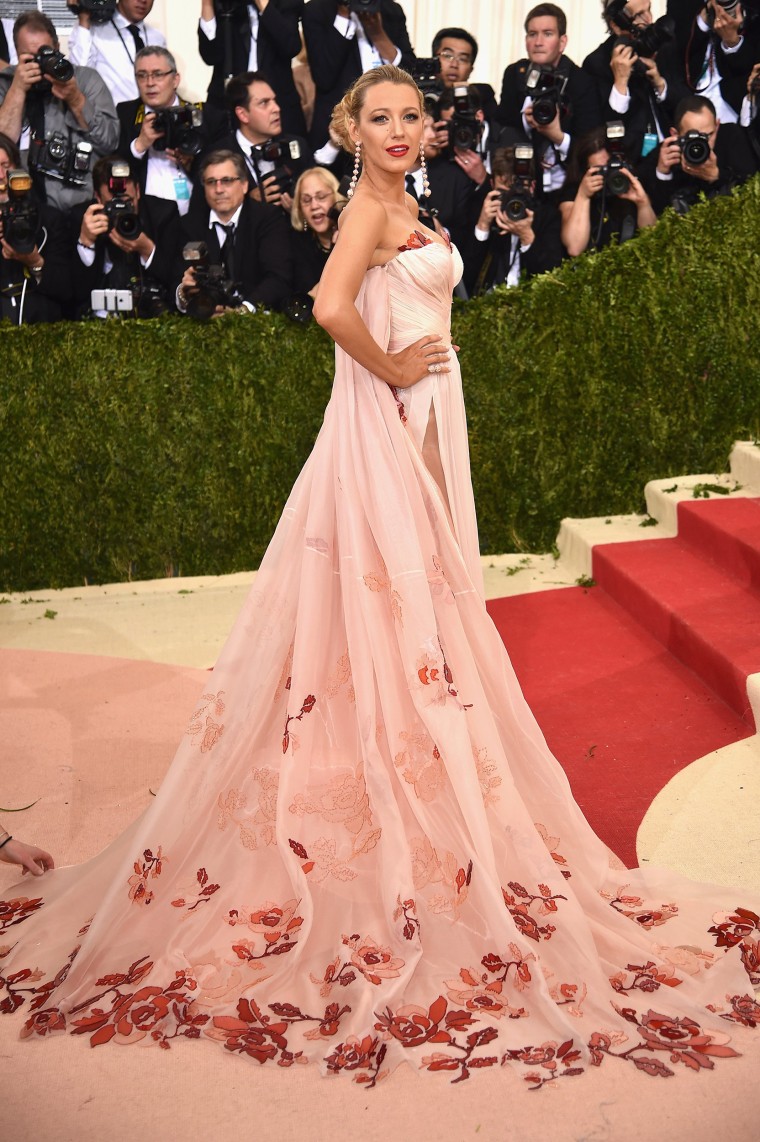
[[486, 497, 760, 868]]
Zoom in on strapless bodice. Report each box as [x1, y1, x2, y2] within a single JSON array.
[[381, 240, 463, 354]]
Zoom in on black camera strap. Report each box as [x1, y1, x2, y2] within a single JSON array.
[[26, 91, 49, 203]]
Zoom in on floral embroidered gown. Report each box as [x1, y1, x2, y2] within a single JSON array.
[[2, 234, 759, 1088]]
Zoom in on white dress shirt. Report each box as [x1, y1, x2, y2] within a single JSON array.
[[68, 13, 167, 106], [199, 6, 260, 71], [333, 12, 402, 72], [130, 97, 192, 216]]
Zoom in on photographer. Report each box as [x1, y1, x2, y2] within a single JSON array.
[[215, 70, 313, 213], [117, 46, 226, 217], [402, 110, 481, 254], [0, 12, 119, 212], [558, 123, 657, 254], [67, 2, 167, 107], [431, 27, 498, 121], [639, 93, 758, 212], [0, 131, 70, 324], [462, 145, 564, 295], [71, 154, 183, 317], [199, 1, 307, 137], [667, 0, 760, 120], [497, 4, 603, 199], [177, 148, 293, 317], [583, 0, 689, 159], [303, 0, 416, 150]]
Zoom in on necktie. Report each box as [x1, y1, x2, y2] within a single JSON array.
[[217, 222, 236, 276], [405, 174, 418, 201], [127, 24, 145, 54]]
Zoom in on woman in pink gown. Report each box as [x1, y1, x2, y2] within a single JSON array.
[[1, 67, 758, 1088]]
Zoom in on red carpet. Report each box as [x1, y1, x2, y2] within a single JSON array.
[[487, 497, 760, 867]]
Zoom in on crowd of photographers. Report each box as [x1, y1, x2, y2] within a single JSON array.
[[1, 0, 759, 327]]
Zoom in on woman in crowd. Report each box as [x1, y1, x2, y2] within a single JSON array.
[[289, 165, 345, 299], [558, 124, 657, 256]]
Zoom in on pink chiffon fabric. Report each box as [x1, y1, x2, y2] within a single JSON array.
[[2, 239, 758, 1088]]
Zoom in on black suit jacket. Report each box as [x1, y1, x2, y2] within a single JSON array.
[[303, 0, 416, 149], [497, 56, 603, 143], [582, 37, 689, 159], [70, 195, 184, 311], [199, 0, 306, 136], [667, 0, 760, 116], [422, 155, 481, 252], [461, 200, 564, 296], [116, 97, 229, 193], [0, 203, 69, 324], [180, 196, 294, 310], [638, 122, 759, 213]]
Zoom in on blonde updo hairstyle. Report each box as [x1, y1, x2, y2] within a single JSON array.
[[329, 64, 426, 154], [291, 166, 345, 232]]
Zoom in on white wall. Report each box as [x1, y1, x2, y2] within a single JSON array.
[[103, 0, 667, 103]]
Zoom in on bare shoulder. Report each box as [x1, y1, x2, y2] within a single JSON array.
[[337, 193, 387, 237]]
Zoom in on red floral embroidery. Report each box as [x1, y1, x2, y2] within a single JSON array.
[[390, 386, 407, 425], [503, 1039, 584, 1088], [0, 896, 44, 934], [610, 961, 682, 995], [502, 882, 567, 942], [608, 890, 678, 930], [393, 896, 420, 942], [713, 994, 760, 1029], [397, 229, 432, 252], [212, 997, 303, 1066], [171, 868, 220, 911], [268, 1000, 351, 1041], [187, 691, 226, 753], [282, 693, 316, 754], [708, 908, 760, 985], [127, 847, 165, 907]]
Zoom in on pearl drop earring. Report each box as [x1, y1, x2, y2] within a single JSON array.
[[419, 142, 431, 198], [347, 140, 362, 197]]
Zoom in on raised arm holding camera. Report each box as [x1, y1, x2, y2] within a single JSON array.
[[214, 70, 314, 214], [558, 122, 657, 254], [497, 4, 602, 200], [639, 92, 759, 212], [0, 12, 118, 212], [71, 153, 183, 317], [303, 0, 416, 149], [67, 1, 167, 106], [117, 46, 226, 217], [667, 0, 760, 121], [199, 0, 307, 136], [583, 0, 689, 159]]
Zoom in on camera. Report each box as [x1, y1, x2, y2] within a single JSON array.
[[524, 66, 568, 126], [0, 169, 40, 255], [151, 105, 204, 157], [102, 161, 142, 240], [251, 138, 302, 196], [599, 120, 632, 195], [67, 1, 117, 24], [282, 293, 314, 326], [28, 132, 93, 187], [678, 129, 711, 165], [182, 241, 244, 321], [499, 146, 535, 222], [607, 0, 676, 74], [705, 0, 742, 26], [349, 0, 382, 12], [410, 57, 443, 100], [33, 45, 74, 85], [446, 85, 483, 155]]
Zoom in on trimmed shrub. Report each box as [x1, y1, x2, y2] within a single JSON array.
[[1, 179, 759, 591]]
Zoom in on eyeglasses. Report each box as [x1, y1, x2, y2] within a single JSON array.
[[438, 49, 473, 65], [300, 191, 333, 206], [135, 69, 176, 82], [203, 176, 241, 187]]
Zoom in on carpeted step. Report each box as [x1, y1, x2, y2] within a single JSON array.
[[485, 587, 752, 867], [676, 497, 760, 589], [591, 514, 760, 729]]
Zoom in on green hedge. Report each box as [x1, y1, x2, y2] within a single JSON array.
[[2, 178, 760, 591]]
